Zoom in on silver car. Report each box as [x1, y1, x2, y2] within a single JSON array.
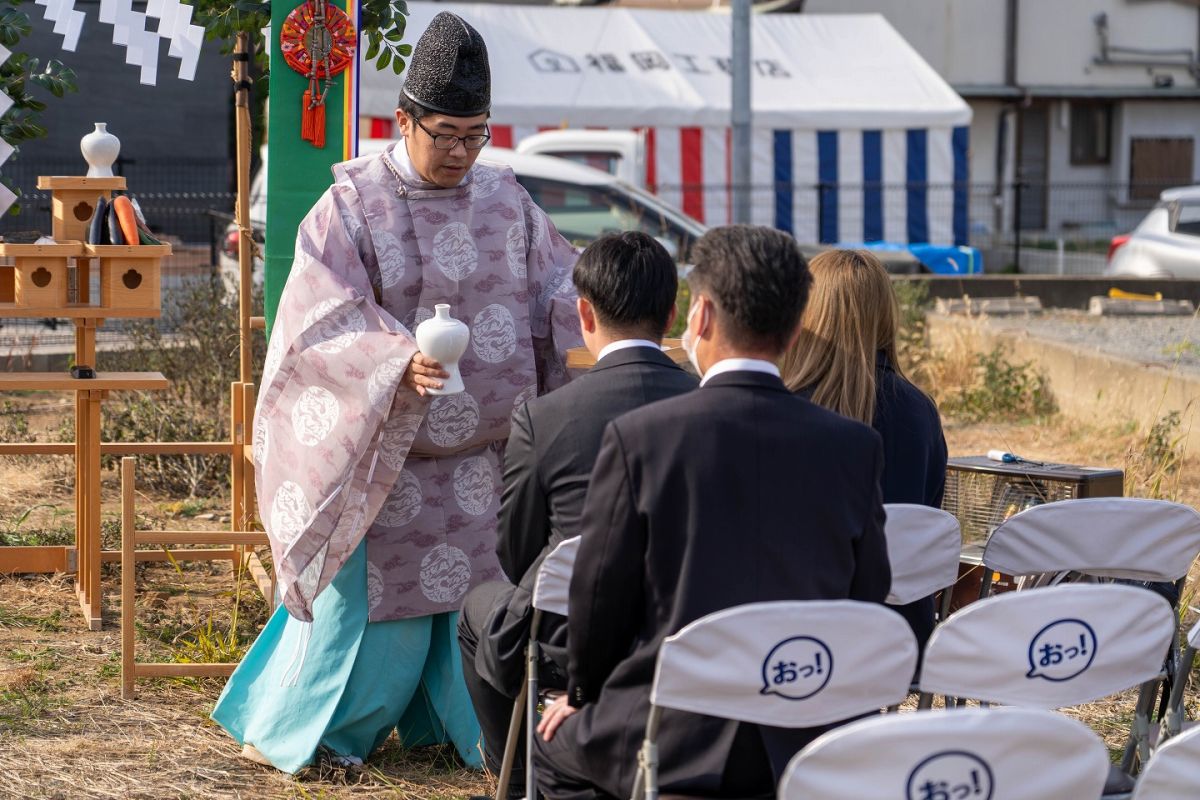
[[1105, 186, 1200, 279], [220, 144, 706, 296]]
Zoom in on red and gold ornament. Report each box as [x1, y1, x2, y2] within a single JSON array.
[[280, 0, 356, 148]]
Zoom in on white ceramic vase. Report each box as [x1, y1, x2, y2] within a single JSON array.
[[81, 123, 120, 178], [414, 304, 469, 395]]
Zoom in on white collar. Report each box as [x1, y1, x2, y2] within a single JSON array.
[[387, 140, 442, 189], [700, 358, 781, 387], [596, 339, 662, 362]]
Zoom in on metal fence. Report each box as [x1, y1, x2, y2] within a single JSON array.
[[0, 176, 1165, 347], [1, 156, 237, 348], [657, 179, 1159, 275]]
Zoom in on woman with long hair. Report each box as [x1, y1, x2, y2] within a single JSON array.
[[781, 249, 947, 646]]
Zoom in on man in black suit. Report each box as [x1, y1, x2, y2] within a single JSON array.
[[533, 225, 892, 800], [457, 232, 698, 794]]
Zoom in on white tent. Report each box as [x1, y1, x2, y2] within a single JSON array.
[[360, 3, 973, 244]]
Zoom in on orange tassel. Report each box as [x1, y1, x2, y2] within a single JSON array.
[[313, 102, 326, 149], [301, 88, 314, 142]]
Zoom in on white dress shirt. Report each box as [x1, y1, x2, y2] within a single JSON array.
[[700, 357, 781, 387], [596, 339, 663, 362]]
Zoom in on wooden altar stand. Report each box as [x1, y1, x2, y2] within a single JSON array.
[[0, 176, 170, 630]]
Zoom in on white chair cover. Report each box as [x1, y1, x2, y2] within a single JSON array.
[[531, 536, 579, 616], [1132, 724, 1200, 798], [779, 707, 1109, 800], [883, 504, 962, 605], [918, 583, 1174, 708], [650, 600, 917, 728], [982, 498, 1200, 582]]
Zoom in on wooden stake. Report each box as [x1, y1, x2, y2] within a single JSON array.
[[121, 457, 136, 699]]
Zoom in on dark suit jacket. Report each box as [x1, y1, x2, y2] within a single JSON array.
[[563, 370, 891, 798], [873, 352, 947, 510], [797, 353, 947, 648], [477, 345, 698, 696], [872, 352, 948, 648]]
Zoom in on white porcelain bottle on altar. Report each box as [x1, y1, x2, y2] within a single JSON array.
[[81, 123, 120, 178], [415, 304, 469, 395]]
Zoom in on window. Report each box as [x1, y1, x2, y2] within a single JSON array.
[[1069, 102, 1112, 165], [550, 151, 621, 177], [1171, 203, 1200, 238], [516, 175, 696, 259], [1130, 138, 1195, 200]]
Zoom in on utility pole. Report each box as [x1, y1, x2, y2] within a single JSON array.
[[731, 0, 752, 223]]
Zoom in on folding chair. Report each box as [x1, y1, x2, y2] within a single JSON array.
[[778, 706, 1110, 800], [495, 536, 580, 800], [632, 600, 919, 800], [976, 498, 1200, 772], [1159, 618, 1200, 744], [882, 503, 962, 620], [916, 583, 1175, 795], [978, 497, 1200, 597], [1131, 724, 1200, 799]]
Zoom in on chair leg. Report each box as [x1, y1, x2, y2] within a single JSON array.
[[916, 692, 933, 710], [525, 611, 543, 800], [496, 682, 528, 800], [1121, 678, 1161, 775], [937, 582, 954, 622], [526, 643, 540, 800], [1162, 646, 1196, 744], [631, 706, 662, 800]]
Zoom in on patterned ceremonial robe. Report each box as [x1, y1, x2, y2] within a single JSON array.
[[254, 142, 581, 623]]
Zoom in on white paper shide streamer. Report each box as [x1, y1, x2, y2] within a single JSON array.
[[35, 0, 86, 52], [97, 0, 206, 86], [0, 45, 15, 216]]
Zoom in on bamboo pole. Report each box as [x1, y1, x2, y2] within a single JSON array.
[[233, 32, 254, 386]]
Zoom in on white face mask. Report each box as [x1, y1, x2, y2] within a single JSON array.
[[680, 299, 703, 375]]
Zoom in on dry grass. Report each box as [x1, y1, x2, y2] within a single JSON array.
[[0, 449, 490, 799], [2, 336, 1199, 798]]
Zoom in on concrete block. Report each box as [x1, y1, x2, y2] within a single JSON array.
[[935, 296, 1043, 316], [1087, 297, 1196, 316]]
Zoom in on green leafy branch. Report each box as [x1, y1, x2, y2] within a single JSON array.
[[0, 3, 78, 214], [361, 0, 410, 75], [187, 0, 409, 78]]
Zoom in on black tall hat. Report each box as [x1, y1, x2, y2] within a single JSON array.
[[401, 12, 491, 117]]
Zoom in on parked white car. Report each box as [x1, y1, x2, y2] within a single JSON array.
[[1105, 186, 1200, 279], [219, 143, 706, 297]]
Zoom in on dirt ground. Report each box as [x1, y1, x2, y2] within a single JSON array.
[[1, 408, 1198, 799]]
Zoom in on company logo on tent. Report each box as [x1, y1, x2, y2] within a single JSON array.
[[529, 49, 580, 74]]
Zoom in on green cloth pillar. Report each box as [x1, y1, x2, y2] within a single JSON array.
[[264, 1, 352, 332]]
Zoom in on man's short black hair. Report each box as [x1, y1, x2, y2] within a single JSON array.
[[573, 232, 678, 339], [688, 225, 811, 354], [396, 93, 428, 121]]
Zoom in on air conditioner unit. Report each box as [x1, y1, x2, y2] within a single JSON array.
[[938, 456, 1124, 611]]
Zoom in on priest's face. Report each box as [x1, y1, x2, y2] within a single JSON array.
[[396, 109, 490, 188]]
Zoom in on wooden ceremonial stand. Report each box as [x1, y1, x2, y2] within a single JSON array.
[[0, 176, 169, 630]]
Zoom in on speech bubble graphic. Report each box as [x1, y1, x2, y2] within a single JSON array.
[[1026, 618, 1098, 682], [760, 636, 833, 700], [906, 750, 994, 800]]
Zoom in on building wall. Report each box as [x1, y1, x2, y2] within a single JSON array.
[[1018, 0, 1199, 88], [806, 0, 1200, 90], [805, 0, 1200, 239], [805, 0, 1005, 85], [1, 5, 232, 240]]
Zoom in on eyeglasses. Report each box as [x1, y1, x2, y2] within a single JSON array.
[[414, 119, 491, 151]]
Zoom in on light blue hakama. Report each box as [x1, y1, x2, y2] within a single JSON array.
[[211, 542, 483, 773]]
